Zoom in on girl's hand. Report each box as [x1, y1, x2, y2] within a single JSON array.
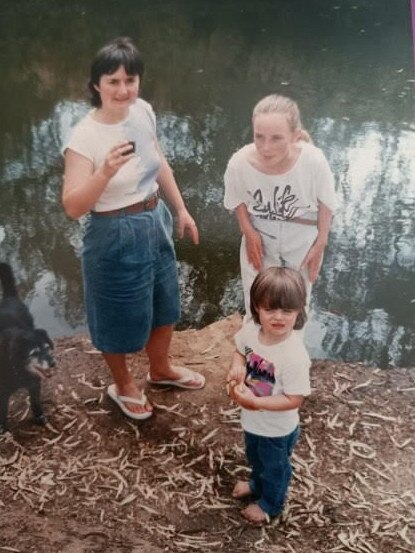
[[227, 364, 246, 384], [245, 229, 263, 271], [226, 353, 246, 396], [176, 208, 199, 244], [301, 240, 326, 284], [226, 379, 238, 397], [100, 141, 135, 179], [231, 383, 259, 410]]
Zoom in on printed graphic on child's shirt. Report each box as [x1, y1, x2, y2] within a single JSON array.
[[244, 348, 276, 397]]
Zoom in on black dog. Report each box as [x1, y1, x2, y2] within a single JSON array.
[[0, 263, 55, 432]]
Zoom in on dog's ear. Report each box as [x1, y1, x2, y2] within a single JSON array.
[[34, 329, 54, 349]]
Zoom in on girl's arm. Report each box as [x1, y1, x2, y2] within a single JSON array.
[[62, 142, 134, 219], [300, 200, 333, 283], [232, 382, 304, 411], [226, 351, 246, 384], [155, 141, 199, 244], [235, 204, 263, 270]]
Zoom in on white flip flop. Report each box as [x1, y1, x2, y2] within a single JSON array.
[[107, 384, 153, 421]]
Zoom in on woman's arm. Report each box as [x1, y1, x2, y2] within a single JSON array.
[[155, 142, 199, 244], [62, 142, 134, 219], [300, 200, 333, 283], [235, 204, 263, 271]]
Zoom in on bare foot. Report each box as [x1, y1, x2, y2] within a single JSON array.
[[241, 503, 270, 525], [148, 366, 205, 389], [232, 481, 252, 499]]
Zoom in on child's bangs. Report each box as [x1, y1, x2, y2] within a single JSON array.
[[260, 282, 303, 311], [259, 288, 303, 309]]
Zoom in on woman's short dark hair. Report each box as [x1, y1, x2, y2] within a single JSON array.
[[88, 37, 145, 107], [250, 267, 307, 330]]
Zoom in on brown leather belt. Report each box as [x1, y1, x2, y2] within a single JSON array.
[[287, 217, 317, 226], [92, 192, 159, 216]]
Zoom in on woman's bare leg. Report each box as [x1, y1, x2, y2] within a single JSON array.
[[103, 353, 152, 414], [146, 325, 203, 387]]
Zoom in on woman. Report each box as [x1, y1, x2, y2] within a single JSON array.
[[63, 37, 204, 421]]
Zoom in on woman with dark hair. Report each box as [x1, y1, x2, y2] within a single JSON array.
[[63, 37, 204, 421]]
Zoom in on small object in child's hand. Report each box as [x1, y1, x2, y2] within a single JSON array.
[[122, 141, 135, 156]]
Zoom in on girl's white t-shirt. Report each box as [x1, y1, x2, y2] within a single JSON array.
[[64, 98, 161, 212], [235, 321, 311, 437], [224, 142, 337, 229]]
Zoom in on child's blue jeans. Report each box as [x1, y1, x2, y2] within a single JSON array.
[[244, 425, 300, 516]]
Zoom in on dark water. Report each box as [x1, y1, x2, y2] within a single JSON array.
[[0, 0, 414, 367]]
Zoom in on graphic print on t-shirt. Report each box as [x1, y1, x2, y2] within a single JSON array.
[[244, 347, 276, 397], [250, 185, 310, 221]]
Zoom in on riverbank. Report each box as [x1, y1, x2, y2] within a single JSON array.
[[1, 314, 414, 552]]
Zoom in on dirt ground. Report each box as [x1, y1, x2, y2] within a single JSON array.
[[1, 314, 414, 553]]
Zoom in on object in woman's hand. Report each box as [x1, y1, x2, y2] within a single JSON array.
[[122, 141, 135, 155]]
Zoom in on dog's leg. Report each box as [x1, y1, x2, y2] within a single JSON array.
[[0, 393, 10, 433], [28, 382, 47, 426]]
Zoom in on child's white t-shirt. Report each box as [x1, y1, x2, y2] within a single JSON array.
[[235, 320, 311, 437]]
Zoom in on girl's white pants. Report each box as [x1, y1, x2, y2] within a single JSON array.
[[240, 220, 318, 317]]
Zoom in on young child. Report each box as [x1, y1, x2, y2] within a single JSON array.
[[224, 94, 337, 313], [227, 267, 311, 524]]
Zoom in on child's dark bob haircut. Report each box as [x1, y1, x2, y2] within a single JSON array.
[[88, 37, 145, 107], [250, 267, 307, 330]]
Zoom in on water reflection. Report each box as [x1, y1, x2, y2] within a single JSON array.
[[0, 0, 413, 368], [0, 94, 414, 367], [311, 122, 415, 365]]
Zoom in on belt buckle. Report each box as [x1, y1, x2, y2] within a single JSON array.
[[143, 193, 157, 211]]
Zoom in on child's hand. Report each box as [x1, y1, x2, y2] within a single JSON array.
[[227, 364, 246, 384], [226, 379, 238, 397], [231, 383, 259, 410], [227, 353, 246, 398]]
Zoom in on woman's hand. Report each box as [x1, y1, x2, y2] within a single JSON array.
[[245, 228, 263, 271], [176, 208, 199, 244], [100, 141, 135, 179], [301, 240, 326, 283], [231, 383, 259, 410], [63, 142, 133, 220]]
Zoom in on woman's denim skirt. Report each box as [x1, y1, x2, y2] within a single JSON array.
[[81, 200, 180, 353]]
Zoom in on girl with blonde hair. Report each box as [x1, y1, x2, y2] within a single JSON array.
[[224, 94, 337, 314]]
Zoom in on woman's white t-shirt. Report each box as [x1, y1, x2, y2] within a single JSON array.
[[65, 98, 161, 212]]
